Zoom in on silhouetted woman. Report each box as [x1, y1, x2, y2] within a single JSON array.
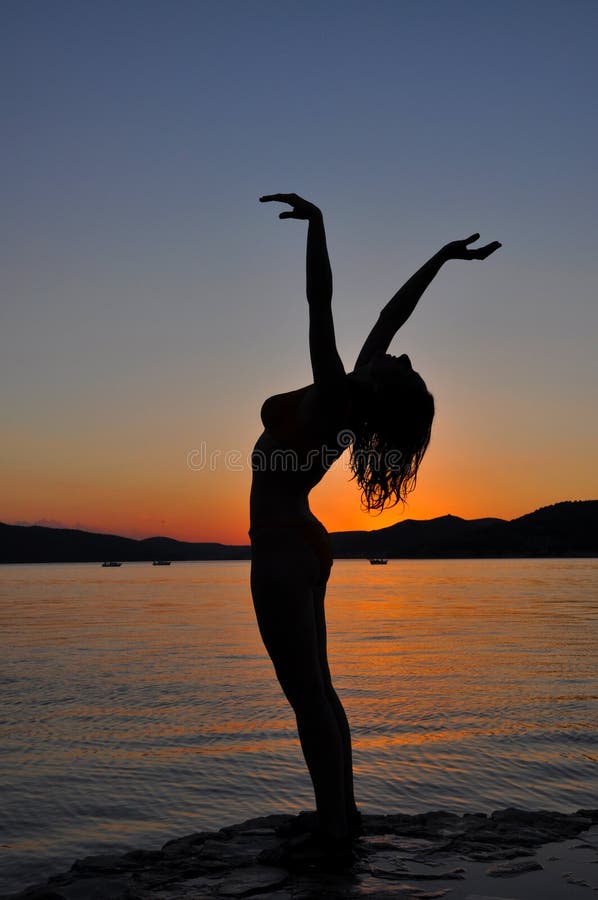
[[250, 193, 500, 864]]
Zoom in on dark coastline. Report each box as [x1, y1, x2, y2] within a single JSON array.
[[2, 500, 597, 564], [4, 807, 597, 899]]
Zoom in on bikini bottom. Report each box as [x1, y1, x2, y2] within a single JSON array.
[[249, 519, 333, 587]]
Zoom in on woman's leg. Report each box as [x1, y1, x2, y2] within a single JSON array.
[[251, 536, 348, 841], [313, 583, 358, 821]]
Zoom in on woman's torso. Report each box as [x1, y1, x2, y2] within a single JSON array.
[[249, 383, 349, 528]]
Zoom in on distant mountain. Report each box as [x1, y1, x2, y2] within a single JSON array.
[[1, 501, 596, 564], [330, 501, 598, 558], [0, 523, 250, 564]]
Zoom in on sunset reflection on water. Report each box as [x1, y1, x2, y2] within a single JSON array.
[[1, 559, 597, 892]]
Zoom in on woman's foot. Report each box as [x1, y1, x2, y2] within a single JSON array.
[[276, 807, 363, 839]]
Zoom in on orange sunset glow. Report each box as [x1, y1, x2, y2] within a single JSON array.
[[4, 397, 594, 546], [3, 2, 597, 545]]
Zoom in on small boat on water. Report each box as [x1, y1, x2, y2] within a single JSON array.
[[152, 560, 172, 566], [102, 561, 122, 567], [369, 558, 388, 565]]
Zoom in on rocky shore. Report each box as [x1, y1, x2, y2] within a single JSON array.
[[5, 807, 598, 900]]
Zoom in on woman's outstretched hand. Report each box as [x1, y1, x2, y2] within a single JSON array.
[[442, 234, 502, 261], [260, 193, 321, 221]]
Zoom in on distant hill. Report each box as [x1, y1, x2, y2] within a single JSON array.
[[1, 501, 596, 564], [329, 500, 598, 558], [0, 524, 251, 564]]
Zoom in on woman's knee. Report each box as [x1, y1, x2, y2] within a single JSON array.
[[280, 674, 330, 717]]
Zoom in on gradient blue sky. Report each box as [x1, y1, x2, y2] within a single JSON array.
[[2, 1, 597, 542]]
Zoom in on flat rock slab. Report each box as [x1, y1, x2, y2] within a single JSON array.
[[485, 858, 543, 877], [246, 893, 292, 900], [216, 866, 288, 897], [361, 836, 439, 858], [130, 877, 221, 900], [199, 836, 279, 870], [351, 881, 451, 899], [369, 855, 465, 881], [17, 876, 132, 900], [57, 877, 131, 900], [464, 896, 521, 900]]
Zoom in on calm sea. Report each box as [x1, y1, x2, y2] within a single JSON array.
[[1, 559, 597, 893]]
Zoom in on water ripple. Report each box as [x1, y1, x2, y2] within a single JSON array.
[[0, 558, 597, 893]]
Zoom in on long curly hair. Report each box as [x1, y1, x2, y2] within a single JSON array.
[[350, 374, 435, 512]]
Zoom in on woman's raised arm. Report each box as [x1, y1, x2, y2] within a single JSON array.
[[354, 234, 501, 369], [260, 193, 345, 388]]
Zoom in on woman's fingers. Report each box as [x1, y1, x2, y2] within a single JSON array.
[[259, 193, 296, 204], [473, 241, 502, 259], [444, 235, 502, 260], [260, 192, 315, 221], [261, 194, 297, 218]]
